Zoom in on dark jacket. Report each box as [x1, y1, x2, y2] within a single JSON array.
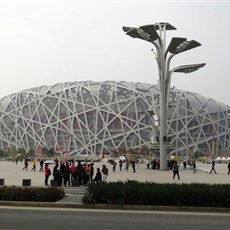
[[93, 171, 102, 182]]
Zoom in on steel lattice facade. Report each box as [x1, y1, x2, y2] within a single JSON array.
[[0, 81, 229, 157]]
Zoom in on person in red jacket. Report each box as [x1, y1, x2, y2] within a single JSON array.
[[44, 164, 51, 186]]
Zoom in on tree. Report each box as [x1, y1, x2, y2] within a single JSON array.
[[0, 149, 6, 158]]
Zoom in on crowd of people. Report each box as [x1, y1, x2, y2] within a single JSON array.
[[18, 156, 230, 186], [22, 157, 109, 186], [20, 156, 142, 186], [108, 158, 138, 173]]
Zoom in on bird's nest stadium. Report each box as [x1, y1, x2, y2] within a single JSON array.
[[0, 81, 229, 158]]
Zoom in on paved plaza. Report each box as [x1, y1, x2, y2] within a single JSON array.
[[0, 159, 230, 187]]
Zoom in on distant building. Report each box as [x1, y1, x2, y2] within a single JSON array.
[[0, 81, 229, 157]]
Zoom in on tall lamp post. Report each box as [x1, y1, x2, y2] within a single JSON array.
[[122, 22, 205, 170]]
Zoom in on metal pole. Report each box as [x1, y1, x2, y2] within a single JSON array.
[[155, 23, 168, 170], [122, 23, 205, 170], [159, 78, 168, 170]]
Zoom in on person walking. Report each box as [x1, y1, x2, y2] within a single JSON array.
[[31, 159, 36, 171], [172, 162, 180, 180], [112, 160, 117, 172], [192, 160, 197, 174], [131, 159, 136, 173], [125, 159, 129, 171], [23, 157, 28, 170], [227, 162, 230, 175], [183, 160, 187, 170], [39, 159, 44, 172], [209, 160, 217, 174]]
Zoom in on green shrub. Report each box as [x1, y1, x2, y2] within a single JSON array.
[[0, 186, 65, 202], [82, 181, 230, 207]]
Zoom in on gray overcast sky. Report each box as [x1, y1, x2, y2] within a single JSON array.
[[0, 0, 230, 105]]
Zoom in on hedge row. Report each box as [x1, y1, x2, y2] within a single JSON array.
[[82, 180, 230, 207], [0, 186, 65, 202]]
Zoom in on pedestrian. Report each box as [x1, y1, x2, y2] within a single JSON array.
[[183, 160, 187, 170], [151, 159, 157, 170], [53, 164, 62, 186], [125, 159, 129, 171], [131, 159, 136, 173], [70, 162, 76, 182], [172, 162, 180, 180], [60, 161, 65, 177], [53, 163, 59, 175], [89, 163, 94, 184], [39, 159, 44, 172], [119, 160, 123, 171], [209, 160, 217, 174], [82, 163, 89, 185], [63, 162, 71, 187], [192, 160, 197, 173], [227, 162, 230, 175], [146, 160, 150, 169], [93, 168, 102, 183], [44, 163, 51, 186], [74, 161, 84, 185], [156, 159, 160, 169], [102, 164, 108, 182], [22, 158, 28, 170], [31, 159, 36, 171], [112, 161, 117, 172]]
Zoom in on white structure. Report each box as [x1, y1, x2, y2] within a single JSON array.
[[0, 81, 229, 158]]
